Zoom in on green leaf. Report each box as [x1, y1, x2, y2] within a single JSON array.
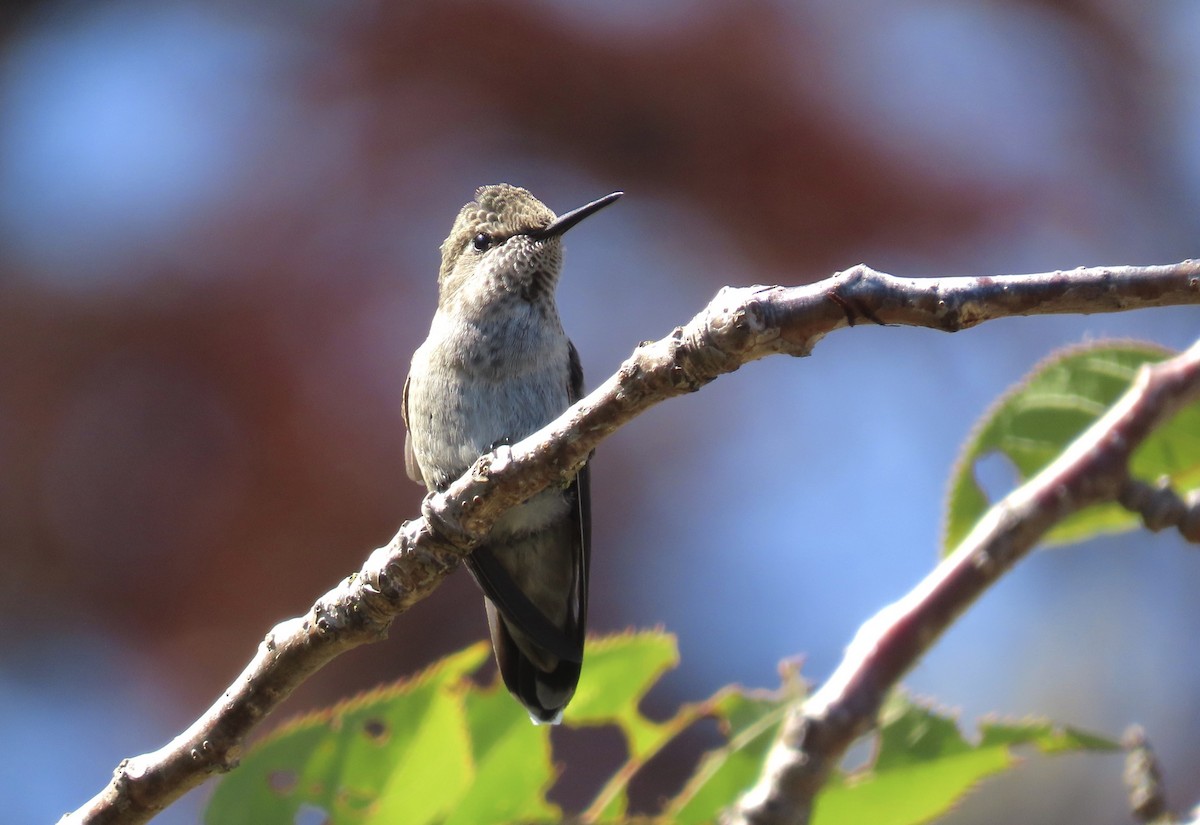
[[566, 629, 679, 756], [976, 717, 1118, 754], [943, 341, 1200, 554], [205, 644, 490, 825], [206, 631, 684, 825], [811, 693, 1119, 825], [443, 685, 558, 825], [664, 662, 805, 824], [566, 630, 681, 820], [206, 631, 1122, 825], [666, 691, 791, 824], [664, 683, 1116, 825]]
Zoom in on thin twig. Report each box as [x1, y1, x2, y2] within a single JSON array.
[[1124, 726, 1169, 823], [61, 260, 1200, 824]]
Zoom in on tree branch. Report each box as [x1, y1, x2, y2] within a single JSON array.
[[723, 336, 1200, 825], [1119, 478, 1200, 541], [61, 260, 1200, 824]]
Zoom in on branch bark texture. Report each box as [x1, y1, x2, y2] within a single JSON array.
[[62, 260, 1200, 824]]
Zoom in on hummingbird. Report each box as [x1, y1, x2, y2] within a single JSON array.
[[402, 184, 622, 723]]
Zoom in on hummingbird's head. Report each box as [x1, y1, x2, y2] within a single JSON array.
[[436, 184, 621, 313]]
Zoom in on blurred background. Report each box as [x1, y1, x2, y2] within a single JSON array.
[[2, 0, 1198, 822]]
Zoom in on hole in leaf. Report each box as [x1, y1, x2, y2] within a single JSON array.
[[362, 717, 390, 744], [840, 732, 879, 774], [268, 769, 297, 796], [972, 451, 1022, 504], [294, 803, 330, 825]]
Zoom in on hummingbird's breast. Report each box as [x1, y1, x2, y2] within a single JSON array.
[[407, 303, 572, 495]]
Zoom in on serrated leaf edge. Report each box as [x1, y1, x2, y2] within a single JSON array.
[[940, 339, 1172, 555]]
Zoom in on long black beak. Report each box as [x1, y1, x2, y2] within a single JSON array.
[[529, 191, 623, 240]]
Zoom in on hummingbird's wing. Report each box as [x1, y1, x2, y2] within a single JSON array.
[[468, 526, 585, 661], [567, 340, 591, 641], [401, 374, 423, 484], [464, 341, 592, 722], [467, 465, 589, 722]]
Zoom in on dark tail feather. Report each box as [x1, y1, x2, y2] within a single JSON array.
[[486, 599, 581, 725]]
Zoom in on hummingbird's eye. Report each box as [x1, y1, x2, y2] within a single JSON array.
[[471, 233, 493, 252]]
